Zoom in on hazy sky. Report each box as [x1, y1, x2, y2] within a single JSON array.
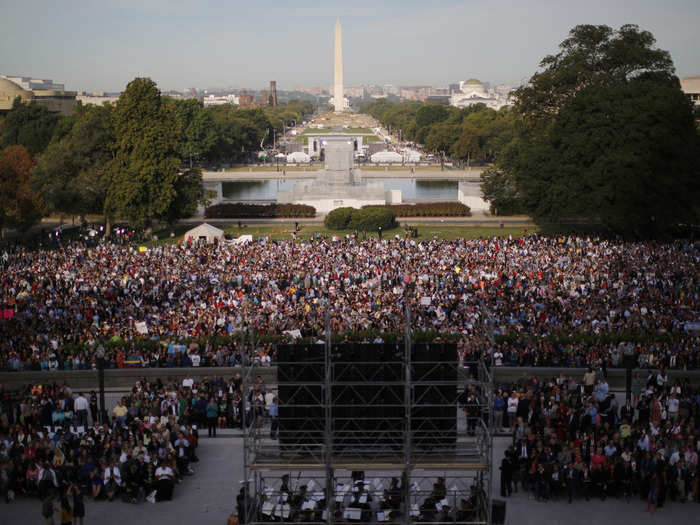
[[1, 0, 698, 93]]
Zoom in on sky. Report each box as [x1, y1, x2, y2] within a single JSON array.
[[1, 0, 698, 93]]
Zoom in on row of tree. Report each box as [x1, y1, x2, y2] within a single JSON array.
[[0, 79, 315, 232], [360, 98, 516, 164], [364, 24, 700, 237]]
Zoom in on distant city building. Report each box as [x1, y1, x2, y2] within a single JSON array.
[[269, 81, 278, 106], [76, 92, 120, 106], [399, 86, 432, 101], [239, 90, 254, 108], [0, 75, 76, 115], [681, 76, 700, 107], [203, 94, 240, 106], [449, 79, 511, 110], [3, 75, 64, 91], [383, 84, 399, 96]]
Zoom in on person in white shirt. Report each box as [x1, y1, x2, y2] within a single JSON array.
[[667, 394, 680, 422], [74, 392, 89, 427], [104, 459, 122, 501], [493, 351, 503, 366], [191, 352, 201, 367], [151, 461, 176, 502], [507, 393, 519, 428], [182, 375, 194, 389]]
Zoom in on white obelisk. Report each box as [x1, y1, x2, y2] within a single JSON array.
[[333, 18, 346, 112]]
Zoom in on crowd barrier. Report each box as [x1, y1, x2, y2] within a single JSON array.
[[2, 366, 700, 392]]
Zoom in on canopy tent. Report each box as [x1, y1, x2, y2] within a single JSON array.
[[370, 151, 403, 164], [184, 223, 224, 244], [286, 151, 310, 163]]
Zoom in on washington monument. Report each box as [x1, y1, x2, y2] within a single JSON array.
[[333, 18, 348, 112]]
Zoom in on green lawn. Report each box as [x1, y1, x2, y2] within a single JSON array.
[[145, 223, 536, 246]]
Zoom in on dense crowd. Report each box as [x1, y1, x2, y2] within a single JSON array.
[[497, 369, 700, 511], [0, 234, 697, 371], [0, 374, 266, 516]]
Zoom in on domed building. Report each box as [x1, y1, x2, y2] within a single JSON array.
[[0, 76, 76, 115], [450, 78, 510, 110], [0, 77, 33, 111]]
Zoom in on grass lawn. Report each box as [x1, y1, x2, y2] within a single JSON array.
[[145, 223, 536, 246]]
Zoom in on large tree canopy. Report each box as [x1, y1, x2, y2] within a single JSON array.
[[517, 74, 699, 236], [481, 24, 700, 236], [0, 99, 62, 157], [514, 24, 674, 125], [0, 145, 44, 232], [105, 78, 181, 228], [33, 104, 115, 217]]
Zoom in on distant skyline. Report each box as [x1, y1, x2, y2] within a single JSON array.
[[1, 0, 699, 93]]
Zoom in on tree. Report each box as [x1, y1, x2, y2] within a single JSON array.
[[451, 123, 482, 164], [514, 24, 673, 126], [0, 145, 44, 232], [105, 78, 181, 229], [161, 168, 204, 226], [208, 106, 262, 161], [0, 99, 62, 157], [424, 122, 460, 154], [515, 74, 700, 236], [483, 24, 699, 232], [33, 104, 114, 218], [32, 139, 84, 218]]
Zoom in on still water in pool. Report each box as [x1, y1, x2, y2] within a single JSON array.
[[219, 179, 476, 201]]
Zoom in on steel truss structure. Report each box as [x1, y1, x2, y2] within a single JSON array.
[[241, 313, 494, 524]]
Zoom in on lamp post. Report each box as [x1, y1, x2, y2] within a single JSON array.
[[96, 345, 106, 424]]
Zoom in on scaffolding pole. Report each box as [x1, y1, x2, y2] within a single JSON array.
[[241, 310, 493, 524]]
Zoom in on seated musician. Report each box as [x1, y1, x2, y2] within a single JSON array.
[[419, 496, 437, 522]]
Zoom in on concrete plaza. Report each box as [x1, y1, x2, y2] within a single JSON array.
[[2, 432, 698, 525]]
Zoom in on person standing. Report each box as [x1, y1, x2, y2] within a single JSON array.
[[269, 397, 279, 439], [70, 483, 85, 525], [73, 393, 89, 428], [206, 397, 218, 438], [88, 392, 98, 425], [500, 450, 513, 497]]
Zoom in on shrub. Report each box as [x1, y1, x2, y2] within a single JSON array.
[[363, 202, 471, 217], [348, 207, 397, 231], [205, 203, 316, 218], [324, 207, 355, 230], [325, 207, 397, 231]]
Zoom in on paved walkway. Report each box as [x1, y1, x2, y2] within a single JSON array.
[[4, 434, 697, 524], [2, 429, 244, 524]]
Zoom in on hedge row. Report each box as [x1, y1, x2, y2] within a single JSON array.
[[324, 207, 397, 231], [363, 202, 471, 217], [60, 329, 676, 359], [205, 203, 316, 218], [493, 330, 679, 347]]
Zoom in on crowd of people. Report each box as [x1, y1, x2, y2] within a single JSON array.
[[0, 234, 697, 372], [0, 374, 262, 517], [497, 368, 700, 511]]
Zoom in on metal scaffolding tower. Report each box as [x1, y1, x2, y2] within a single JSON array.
[[241, 311, 494, 524]]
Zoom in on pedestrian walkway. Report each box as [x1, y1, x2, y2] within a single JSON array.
[[2, 430, 243, 525], [4, 433, 695, 524]]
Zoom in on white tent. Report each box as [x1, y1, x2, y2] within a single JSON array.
[[184, 223, 224, 244], [402, 149, 422, 163], [370, 151, 403, 164], [286, 151, 310, 163], [232, 234, 253, 245]]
